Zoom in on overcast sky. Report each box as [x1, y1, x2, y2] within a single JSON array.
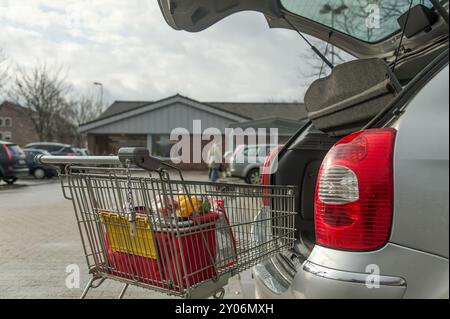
[[0, 0, 316, 104]]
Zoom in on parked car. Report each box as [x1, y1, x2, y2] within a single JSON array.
[[159, 1, 449, 298], [0, 141, 29, 184], [23, 149, 58, 179], [24, 142, 77, 156], [229, 144, 278, 184], [73, 148, 90, 156]]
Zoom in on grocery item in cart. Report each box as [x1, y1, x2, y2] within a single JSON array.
[[151, 197, 179, 216], [177, 195, 211, 218]]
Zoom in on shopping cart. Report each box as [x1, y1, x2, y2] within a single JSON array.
[[36, 148, 297, 299]]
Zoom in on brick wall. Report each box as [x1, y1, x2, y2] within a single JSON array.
[[0, 101, 38, 146]]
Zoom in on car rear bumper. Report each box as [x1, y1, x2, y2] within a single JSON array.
[[297, 261, 406, 299], [253, 258, 406, 299], [3, 167, 29, 178], [254, 244, 449, 299]]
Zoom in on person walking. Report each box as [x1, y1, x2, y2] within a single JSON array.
[[207, 142, 222, 182]]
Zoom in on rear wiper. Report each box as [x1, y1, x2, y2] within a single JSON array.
[[282, 14, 334, 70]]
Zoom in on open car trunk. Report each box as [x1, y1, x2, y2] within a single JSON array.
[[274, 126, 339, 253], [158, 1, 449, 256], [273, 57, 403, 254], [273, 49, 449, 257]]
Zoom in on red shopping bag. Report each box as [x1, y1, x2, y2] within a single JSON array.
[[101, 199, 238, 292], [102, 212, 220, 290]]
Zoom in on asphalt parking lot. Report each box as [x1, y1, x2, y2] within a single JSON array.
[[0, 173, 254, 299]]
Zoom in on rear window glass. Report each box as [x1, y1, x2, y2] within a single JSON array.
[[6, 145, 25, 157], [24, 150, 35, 159], [36, 144, 62, 152], [280, 0, 434, 43]]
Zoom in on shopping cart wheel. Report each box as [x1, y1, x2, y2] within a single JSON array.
[[213, 288, 225, 299]]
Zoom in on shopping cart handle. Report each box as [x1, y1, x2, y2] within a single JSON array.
[[35, 147, 180, 173], [118, 147, 170, 171]]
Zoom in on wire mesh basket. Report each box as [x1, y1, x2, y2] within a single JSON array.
[[37, 148, 297, 299]]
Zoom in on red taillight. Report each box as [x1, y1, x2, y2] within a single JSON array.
[[314, 128, 396, 251], [2, 144, 13, 161], [261, 146, 283, 205]]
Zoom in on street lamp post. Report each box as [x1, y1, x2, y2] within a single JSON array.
[[319, 3, 348, 66], [93, 82, 104, 107]]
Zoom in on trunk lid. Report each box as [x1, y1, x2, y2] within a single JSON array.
[[158, 0, 281, 32], [158, 0, 449, 61]]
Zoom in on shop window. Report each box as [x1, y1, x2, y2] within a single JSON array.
[[0, 131, 12, 141], [152, 134, 173, 158]]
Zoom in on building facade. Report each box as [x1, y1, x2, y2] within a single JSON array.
[[0, 101, 38, 146], [79, 95, 307, 169]]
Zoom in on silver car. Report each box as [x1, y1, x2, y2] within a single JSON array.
[[229, 144, 277, 184], [159, 0, 449, 298], [73, 148, 91, 156]]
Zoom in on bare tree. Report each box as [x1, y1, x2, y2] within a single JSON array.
[[298, 0, 411, 87], [10, 64, 72, 141], [334, 0, 414, 43], [0, 48, 9, 97], [67, 93, 105, 147], [298, 38, 351, 95], [70, 94, 104, 127]]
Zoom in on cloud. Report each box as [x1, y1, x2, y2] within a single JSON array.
[[0, 0, 314, 103]]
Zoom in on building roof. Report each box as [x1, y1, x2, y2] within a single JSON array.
[[95, 94, 307, 123], [0, 101, 28, 113], [97, 101, 153, 120], [209, 102, 307, 121]]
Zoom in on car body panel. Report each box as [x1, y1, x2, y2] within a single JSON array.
[[391, 65, 449, 258], [229, 144, 276, 179], [23, 149, 58, 178], [25, 142, 76, 156], [73, 148, 90, 156], [230, 162, 260, 179]]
